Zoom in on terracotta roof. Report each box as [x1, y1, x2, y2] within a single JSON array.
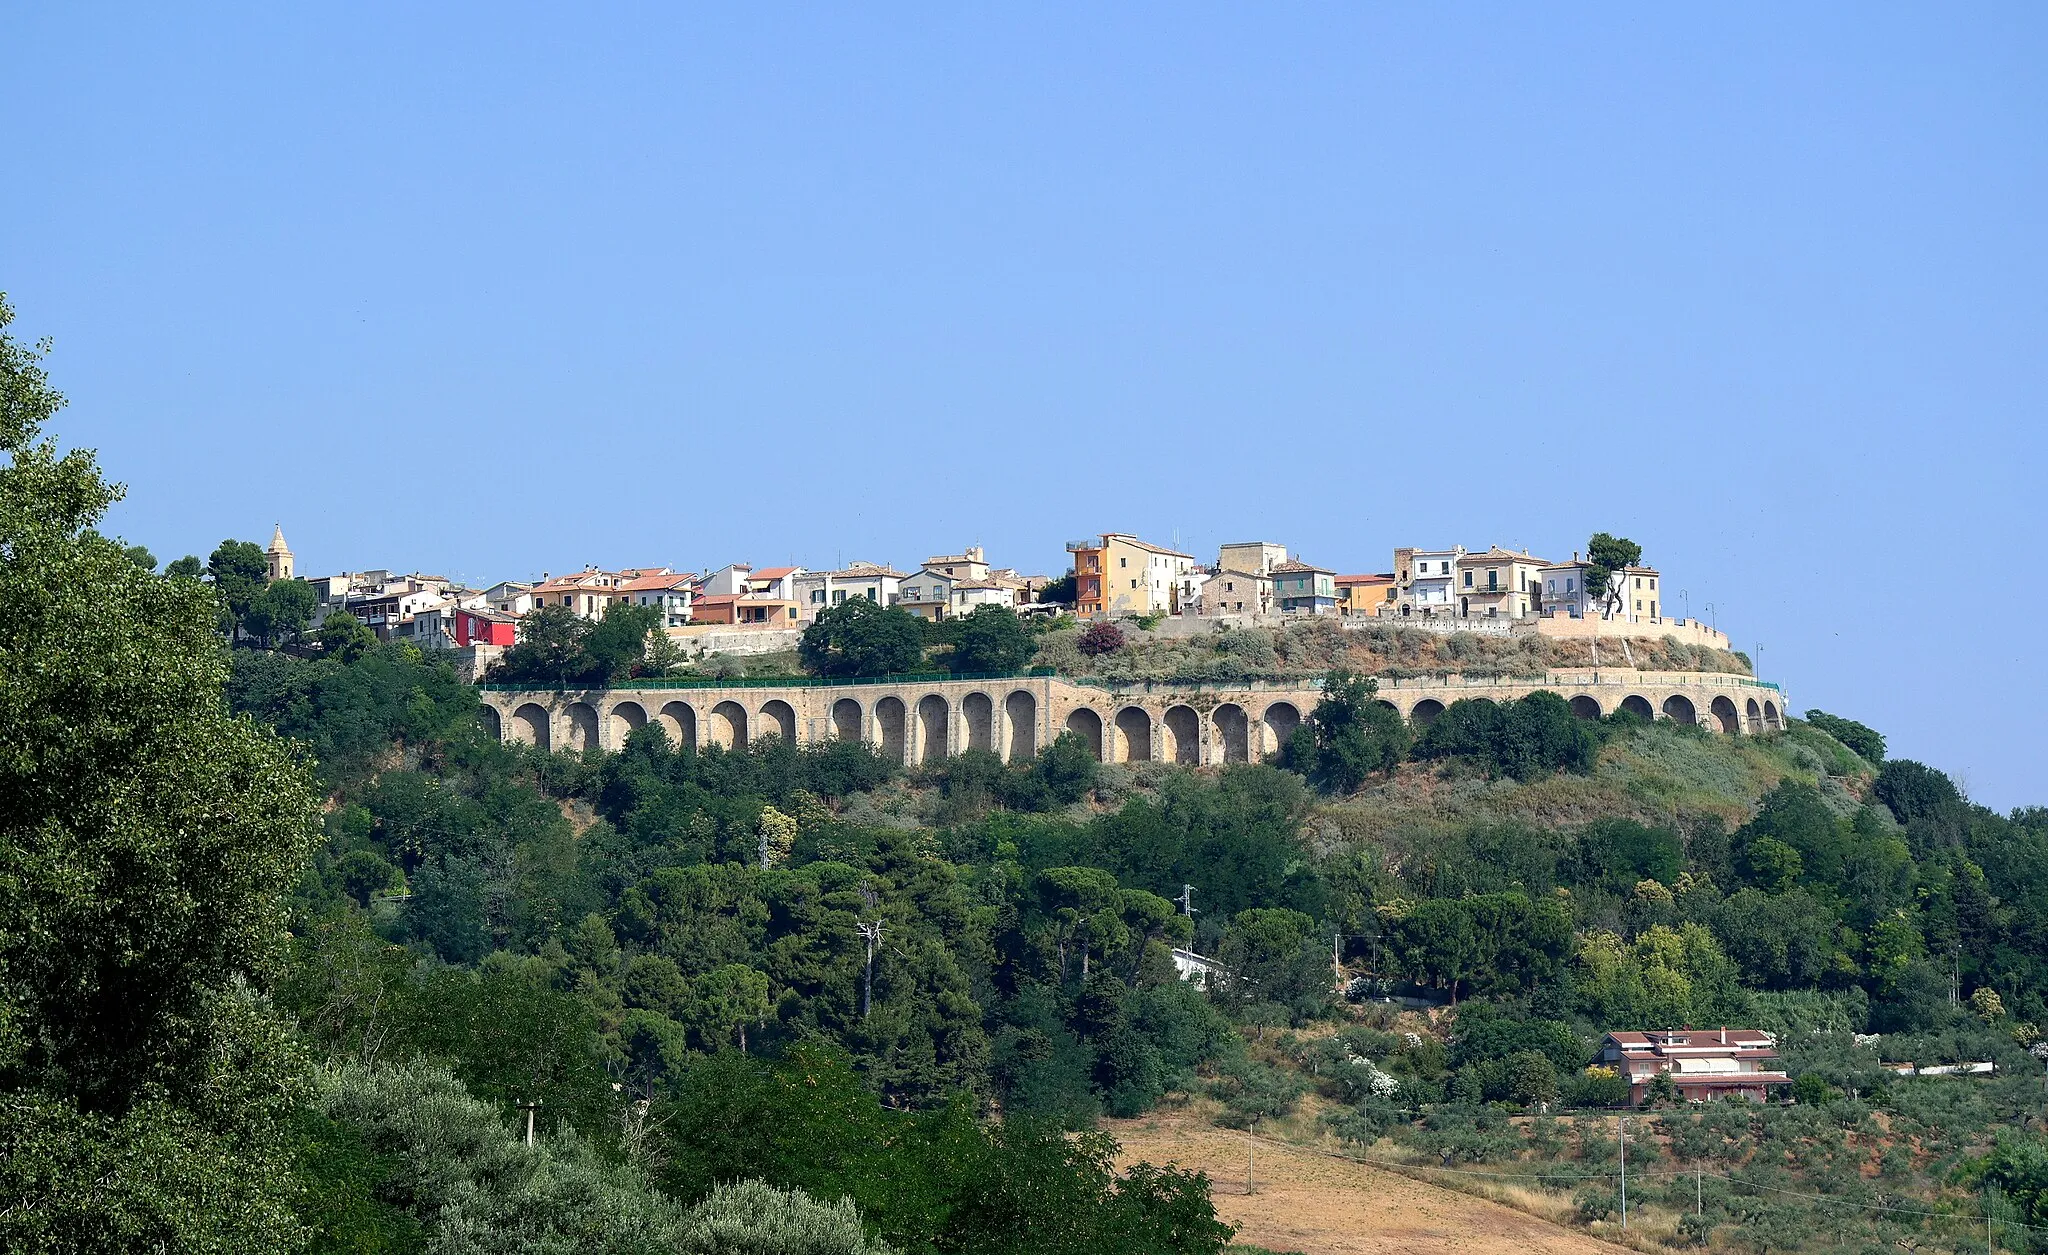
[[615, 573, 695, 593], [753, 566, 801, 579], [1606, 1029, 1774, 1051], [532, 573, 614, 593], [1335, 573, 1396, 586], [693, 594, 742, 606], [1271, 560, 1333, 575]]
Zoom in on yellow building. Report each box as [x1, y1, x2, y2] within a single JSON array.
[[1334, 573, 1397, 616], [1068, 533, 1196, 618], [1457, 547, 1548, 619]]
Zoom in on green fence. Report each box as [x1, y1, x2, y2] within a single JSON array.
[[476, 667, 1056, 694]]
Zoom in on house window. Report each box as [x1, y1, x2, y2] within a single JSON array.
[[1120, 557, 1128, 568], [1567, 578, 1576, 592], [834, 590, 848, 604], [1651, 601, 1658, 617], [1487, 571, 1498, 590], [1463, 571, 1473, 587], [811, 590, 825, 604]]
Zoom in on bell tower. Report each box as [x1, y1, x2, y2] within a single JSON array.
[[266, 524, 294, 581]]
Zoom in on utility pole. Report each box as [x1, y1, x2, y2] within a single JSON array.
[[1696, 1166, 1703, 1217], [1618, 1114, 1628, 1232], [1176, 884, 1197, 918], [517, 1099, 541, 1147]]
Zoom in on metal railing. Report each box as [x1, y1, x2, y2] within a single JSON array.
[[476, 667, 1056, 693]]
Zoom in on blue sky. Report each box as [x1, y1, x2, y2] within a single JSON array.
[[4, 6, 2043, 807]]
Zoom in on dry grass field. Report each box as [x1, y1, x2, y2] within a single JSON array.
[[1108, 1115, 1634, 1255]]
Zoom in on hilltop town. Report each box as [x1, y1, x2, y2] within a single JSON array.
[[261, 526, 1730, 680]]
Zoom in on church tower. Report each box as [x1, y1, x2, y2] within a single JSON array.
[[266, 524, 294, 581]]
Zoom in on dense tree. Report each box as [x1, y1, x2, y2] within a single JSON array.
[[1874, 758, 1964, 827], [208, 537, 272, 637], [1285, 668, 1410, 793], [583, 600, 663, 681], [0, 293, 320, 1249], [166, 553, 204, 580], [799, 598, 927, 678], [492, 603, 594, 686], [1801, 709, 1886, 763], [1412, 692, 1598, 781], [950, 605, 1035, 674], [1039, 573, 1077, 605], [315, 612, 377, 661], [245, 575, 318, 647]]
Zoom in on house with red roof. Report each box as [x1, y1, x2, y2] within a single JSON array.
[[1599, 1029, 1791, 1103]]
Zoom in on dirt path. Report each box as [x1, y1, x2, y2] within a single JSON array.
[[1107, 1116, 1631, 1255]]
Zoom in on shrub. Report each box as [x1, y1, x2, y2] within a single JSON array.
[[1564, 1066, 1631, 1108], [1077, 621, 1126, 657], [676, 1179, 889, 1255]]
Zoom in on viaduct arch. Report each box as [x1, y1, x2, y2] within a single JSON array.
[[477, 668, 1788, 767]]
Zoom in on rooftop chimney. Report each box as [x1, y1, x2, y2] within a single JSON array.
[[1719, 1026, 1727, 1045]]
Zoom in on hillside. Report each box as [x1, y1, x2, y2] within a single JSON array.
[[212, 617, 2048, 1252], [1111, 1116, 1631, 1255]]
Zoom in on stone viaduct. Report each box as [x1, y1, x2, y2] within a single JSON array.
[[477, 669, 1789, 767]]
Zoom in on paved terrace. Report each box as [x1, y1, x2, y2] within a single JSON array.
[[477, 668, 1788, 767]]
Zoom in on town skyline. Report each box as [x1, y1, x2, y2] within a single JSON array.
[[10, 6, 2040, 807]]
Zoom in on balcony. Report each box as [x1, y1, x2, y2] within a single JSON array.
[[1065, 539, 1098, 553]]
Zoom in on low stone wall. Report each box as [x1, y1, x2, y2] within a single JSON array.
[[1530, 613, 1731, 650], [665, 625, 803, 659]]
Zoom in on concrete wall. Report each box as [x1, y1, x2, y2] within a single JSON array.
[[1141, 610, 1731, 650], [480, 668, 1790, 764]]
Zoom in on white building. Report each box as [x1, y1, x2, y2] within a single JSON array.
[[482, 580, 535, 617], [701, 564, 754, 597], [1394, 546, 1464, 617], [794, 562, 909, 619], [618, 571, 697, 628]]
